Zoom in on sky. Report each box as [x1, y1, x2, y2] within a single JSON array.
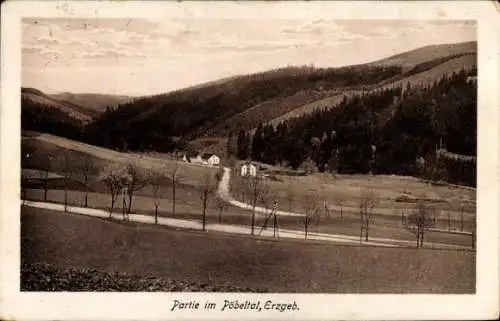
[[22, 19, 476, 96]]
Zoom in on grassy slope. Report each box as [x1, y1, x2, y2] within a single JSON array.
[[372, 41, 477, 69], [196, 42, 477, 137], [23, 132, 218, 186], [21, 206, 475, 293], [265, 53, 476, 128]]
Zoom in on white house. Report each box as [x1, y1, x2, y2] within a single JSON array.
[[240, 162, 257, 177], [466, 76, 477, 84], [203, 154, 220, 167]]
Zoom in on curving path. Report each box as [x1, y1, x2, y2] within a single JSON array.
[[216, 167, 304, 217]]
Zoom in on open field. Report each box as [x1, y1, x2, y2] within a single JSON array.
[[21, 206, 475, 293], [230, 168, 476, 229], [21, 131, 476, 240], [23, 189, 475, 248]]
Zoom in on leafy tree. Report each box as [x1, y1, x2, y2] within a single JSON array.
[[124, 162, 149, 214], [99, 164, 129, 218]]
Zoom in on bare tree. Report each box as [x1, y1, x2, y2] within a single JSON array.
[[322, 199, 330, 220], [99, 164, 128, 218], [33, 154, 55, 202], [303, 195, 318, 239], [258, 184, 276, 222], [124, 162, 149, 214], [460, 204, 464, 231], [335, 198, 344, 219], [258, 185, 279, 238], [74, 154, 96, 207], [55, 150, 70, 211], [170, 164, 182, 217], [215, 196, 228, 224], [471, 216, 476, 249], [199, 173, 215, 231], [150, 170, 163, 224], [403, 201, 437, 248], [286, 189, 294, 213], [21, 143, 38, 203], [359, 188, 378, 242], [247, 175, 264, 236]]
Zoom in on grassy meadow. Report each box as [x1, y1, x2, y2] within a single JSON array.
[[230, 165, 476, 232], [21, 206, 475, 293]]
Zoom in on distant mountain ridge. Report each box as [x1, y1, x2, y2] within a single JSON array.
[[50, 92, 133, 114], [22, 87, 94, 123], [21, 87, 133, 122]]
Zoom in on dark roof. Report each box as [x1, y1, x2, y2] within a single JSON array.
[[201, 153, 215, 159]]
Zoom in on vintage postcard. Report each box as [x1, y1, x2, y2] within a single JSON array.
[[1, 0, 499, 320]]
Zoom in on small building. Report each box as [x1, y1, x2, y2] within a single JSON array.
[[201, 153, 220, 167], [240, 162, 257, 177], [466, 76, 477, 84]]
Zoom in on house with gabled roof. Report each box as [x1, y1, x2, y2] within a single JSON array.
[[201, 153, 220, 167], [240, 162, 257, 177]]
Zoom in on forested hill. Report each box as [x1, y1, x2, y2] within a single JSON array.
[[235, 68, 477, 186], [83, 64, 402, 151], [22, 41, 477, 179]]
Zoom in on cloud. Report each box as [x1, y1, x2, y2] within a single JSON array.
[[22, 47, 43, 55], [36, 38, 61, 46], [22, 18, 477, 95], [79, 49, 146, 59]]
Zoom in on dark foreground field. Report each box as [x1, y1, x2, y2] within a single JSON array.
[[21, 206, 475, 293]]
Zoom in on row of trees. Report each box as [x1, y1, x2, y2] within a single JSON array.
[[230, 173, 476, 248]]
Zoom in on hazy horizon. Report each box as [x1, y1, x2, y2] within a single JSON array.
[[22, 19, 476, 96]]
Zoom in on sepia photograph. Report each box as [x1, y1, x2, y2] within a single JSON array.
[[1, 1, 499, 320]]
